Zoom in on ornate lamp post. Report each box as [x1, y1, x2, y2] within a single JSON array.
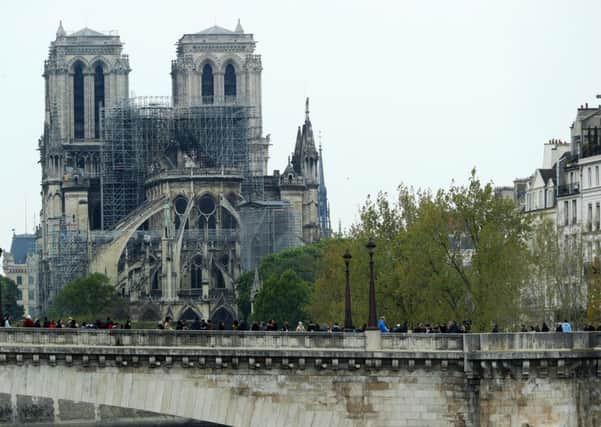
[[343, 249, 353, 331], [366, 239, 377, 330]]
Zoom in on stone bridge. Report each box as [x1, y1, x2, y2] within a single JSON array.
[[1, 329, 601, 426]]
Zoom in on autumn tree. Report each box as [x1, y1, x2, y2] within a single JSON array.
[[307, 170, 532, 331]]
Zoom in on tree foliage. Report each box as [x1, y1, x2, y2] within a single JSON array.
[[308, 170, 532, 331], [529, 219, 586, 324], [252, 269, 310, 326], [49, 273, 123, 319], [236, 245, 321, 321], [0, 276, 24, 320]]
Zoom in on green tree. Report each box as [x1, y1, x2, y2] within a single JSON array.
[[235, 271, 254, 320], [49, 273, 123, 320], [0, 276, 24, 320], [236, 244, 322, 319], [308, 170, 532, 331], [252, 269, 310, 326]]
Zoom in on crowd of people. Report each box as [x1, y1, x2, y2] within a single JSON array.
[[2, 314, 131, 330], [1, 313, 597, 334]]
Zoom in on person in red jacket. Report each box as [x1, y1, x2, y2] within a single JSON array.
[[22, 315, 34, 327]]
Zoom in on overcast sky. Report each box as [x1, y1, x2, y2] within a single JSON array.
[[1, 0, 600, 252]]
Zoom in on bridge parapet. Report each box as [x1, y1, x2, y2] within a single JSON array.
[[2, 329, 601, 351]]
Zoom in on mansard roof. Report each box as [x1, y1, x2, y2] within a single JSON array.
[[539, 168, 556, 185], [9, 234, 36, 265], [69, 27, 105, 37]]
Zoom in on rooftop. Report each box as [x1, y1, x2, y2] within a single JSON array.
[[8, 234, 36, 265]]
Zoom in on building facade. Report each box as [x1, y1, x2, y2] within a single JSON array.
[[2, 233, 37, 317], [33, 22, 331, 323]]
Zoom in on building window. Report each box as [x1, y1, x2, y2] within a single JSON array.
[[94, 65, 105, 139], [201, 64, 214, 104], [596, 166, 599, 186], [16, 276, 22, 285], [588, 203, 593, 231], [589, 167, 592, 188], [564, 201, 569, 226], [73, 62, 85, 139], [572, 199, 577, 225], [596, 202, 600, 230], [224, 64, 236, 99]]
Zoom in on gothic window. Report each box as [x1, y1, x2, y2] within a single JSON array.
[[191, 256, 203, 289], [73, 62, 85, 139], [224, 64, 236, 99], [94, 65, 105, 139], [202, 64, 214, 104]]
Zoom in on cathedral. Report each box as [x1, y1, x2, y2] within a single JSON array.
[[34, 21, 331, 323]]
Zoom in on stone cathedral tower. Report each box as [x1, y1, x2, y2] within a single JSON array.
[[39, 22, 130, 305], [171, 20, 270, 178]]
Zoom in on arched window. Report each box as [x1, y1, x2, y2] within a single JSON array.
[[73, 62, 85, 139], [224, 64, 236, 99], [94, 64, 105, 139], [202, 64, 214, 104]]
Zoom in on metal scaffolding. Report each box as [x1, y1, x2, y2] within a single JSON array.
[[239, 201, 302, 271], [100, 97, 258, 230]]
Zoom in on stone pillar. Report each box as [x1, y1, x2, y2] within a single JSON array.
[[215, 72, 224, 100], [84, 72, 94, 139]]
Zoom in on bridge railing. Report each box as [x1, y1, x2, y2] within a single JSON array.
[[1, 329, 601, 352], [0, 328, 366, 350]]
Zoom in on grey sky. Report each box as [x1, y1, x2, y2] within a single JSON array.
[[1, 0, 600, 252]]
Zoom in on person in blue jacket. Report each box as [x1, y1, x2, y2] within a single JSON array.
[[378, 316, 389, 332]]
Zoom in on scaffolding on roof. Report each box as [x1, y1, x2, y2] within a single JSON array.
[[100, 96, 260, 230]]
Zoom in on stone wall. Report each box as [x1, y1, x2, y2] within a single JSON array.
[[0, 393, 208, 426], [1, 330, 601, 426]]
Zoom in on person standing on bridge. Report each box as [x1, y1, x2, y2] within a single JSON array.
[[562, 319, 572, 333], [378, 316, 389, 333]]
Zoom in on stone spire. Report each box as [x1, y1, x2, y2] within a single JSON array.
[[305, 97, 310, 122], [318, 136, 331, 238], [235, 19, 244, 33], [56, 20, 66, 38]]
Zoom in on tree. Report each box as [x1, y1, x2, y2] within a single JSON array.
[[529, 219, 586, 324], [235, 271, 254, 320], [252, 269, 310, 326], [307, 170, 532, 331], [586, 257, 601, 323], [0, 276, 24, 320], [236, 244, 321, 320], [49, 273, 123, 319]]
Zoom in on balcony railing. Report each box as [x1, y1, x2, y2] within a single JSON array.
[[558, 183, 580, 197]]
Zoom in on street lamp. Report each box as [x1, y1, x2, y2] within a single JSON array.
[[342, 249, 353, 331], [366, 238, 377, 330]]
